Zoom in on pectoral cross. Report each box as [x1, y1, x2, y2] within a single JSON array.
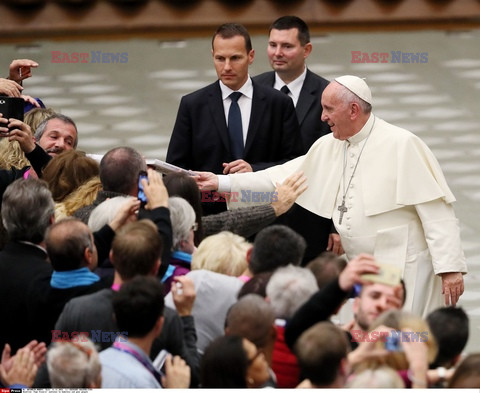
[[338, 199, 348, 225]]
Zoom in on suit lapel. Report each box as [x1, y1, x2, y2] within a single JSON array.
[[208, 82, 231, 153], [296, 70, 317, 125], [244, 82, 266, 156]]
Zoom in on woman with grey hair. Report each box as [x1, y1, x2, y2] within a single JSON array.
[[47, 337, 101, 388], [162, 196, 196, 293]]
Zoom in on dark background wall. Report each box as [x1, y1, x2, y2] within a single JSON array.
[[1, 0, 480, 42]]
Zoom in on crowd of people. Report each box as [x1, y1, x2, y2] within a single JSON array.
[[0, 15, 476, 389]]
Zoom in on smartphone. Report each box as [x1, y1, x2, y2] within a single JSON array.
[[385, 332, 402, 352], [152, 349, 170, 376], [0, 96, 24, 134], [138, 171, 148, 204]]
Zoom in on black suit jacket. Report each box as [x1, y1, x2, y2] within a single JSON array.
[[0, 242, 52, 353], [166, 80, 302, 174], [254, 70, 333, 261], [253, 69, 331, 153]]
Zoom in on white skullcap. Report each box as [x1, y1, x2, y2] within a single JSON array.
[[334, 75, 372, 105]]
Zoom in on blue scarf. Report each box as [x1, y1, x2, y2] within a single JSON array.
[[50, 267, 100, 289], [161, 251, 192, 283]]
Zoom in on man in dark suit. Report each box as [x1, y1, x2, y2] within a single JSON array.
[[166, 23, 302, 214], [253, 16, 330, 153], [253, 16, 341, 260], [0, 178, 54, 353]]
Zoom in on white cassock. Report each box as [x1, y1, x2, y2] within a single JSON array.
[[223, 113, 467, 317]]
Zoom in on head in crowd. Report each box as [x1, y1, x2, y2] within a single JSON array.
[[211, 23, 254, 91], [2, 178, 54, 243], [353, 280, 405, 331], [110, 220, 163, 280], [192, 231, 250, 276], [225, 294, 275, 351], [267, 16, 312, 83], [34, 113, 78, 156], [46, 218, 97, 272], [163, 172, 203, 245], [366, 310, 437, 372], [168, 196, 196, 254], [448, 354, 480, 388], [0, 107, 55, 170], [24, 107, 56, 133], [47, 338, 102, 388], [42, 150, 99, 202], [249, 225, 306, 275], [266, 265, 318, 320], [306, 251, 347, 289], [88, 196, 134, 232], [321, 77, 372, 141], [346, 365, 405, 388], [99, 146, 146, 196], [113, 276, 165, 339], [295, 322, 350, 388], [59, 177, 102, 219], [237, 271, 273, 299], [201, 335, 270, 388], [426, 306, 469, 368]]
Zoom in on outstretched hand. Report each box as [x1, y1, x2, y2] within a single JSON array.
[[271, 171, 307, 216], [193, 171, 218, 191]]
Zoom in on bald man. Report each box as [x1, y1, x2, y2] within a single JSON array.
[[195, 75, 467, 317]]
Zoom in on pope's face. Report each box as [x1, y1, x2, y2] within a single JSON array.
[[321, 83, 355, 141], [267, 28, 311, 77], [212, 35, 254, 91]]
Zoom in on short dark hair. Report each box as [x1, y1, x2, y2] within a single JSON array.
[[270, 16, 310, 46], [113, 276, 164, 338], [249, 225, 306, 275], [99, 147, 146, 195], [212, 23, 252, 53], [46, 218, 93, 271], [427, 307, 469, 368], [306, 251, 347, 289], [112, 220, 163, 280], [201, 335, 248, 388], [226, 294, 275, 349], [2, 178, 54, 243], [295, 322, 349, 386]]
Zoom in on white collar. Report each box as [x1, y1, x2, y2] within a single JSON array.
[[219, 77, 253, 100], [273, 66, 307, 103]]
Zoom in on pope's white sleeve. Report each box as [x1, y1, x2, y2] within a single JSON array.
[[226, 171, 276, 210], [415, 199, 467, 275]]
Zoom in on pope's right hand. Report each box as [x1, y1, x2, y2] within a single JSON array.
[[193, 171, 218, 191]]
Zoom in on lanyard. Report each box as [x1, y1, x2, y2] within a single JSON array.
[[113, 341, 164, 384]]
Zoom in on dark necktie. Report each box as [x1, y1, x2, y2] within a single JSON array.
[[280, 85, 290, 95], [228, 92, 244, 159]]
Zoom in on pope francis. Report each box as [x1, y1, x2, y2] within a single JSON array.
[[196, 75, 467, 317]]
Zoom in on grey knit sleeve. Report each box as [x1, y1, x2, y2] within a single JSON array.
[[202, 204, 277, 239]]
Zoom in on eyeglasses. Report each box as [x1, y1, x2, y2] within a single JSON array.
[[191, 222, 198, 232]]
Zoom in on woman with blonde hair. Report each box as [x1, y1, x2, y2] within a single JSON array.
[[192, 231, 250, 277]]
